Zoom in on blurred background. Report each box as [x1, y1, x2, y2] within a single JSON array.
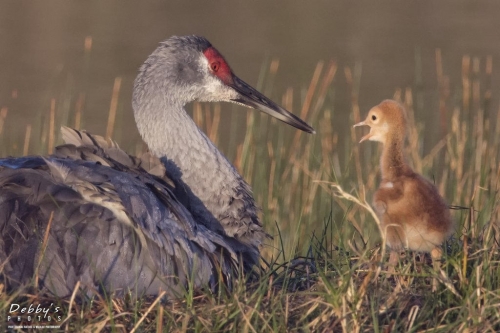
[[1, 0, 499, 256], [1, 1, 499, 144]]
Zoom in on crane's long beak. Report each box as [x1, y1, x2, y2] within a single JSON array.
[[229, 76, 315, 134], [353, 120, 372, 143]]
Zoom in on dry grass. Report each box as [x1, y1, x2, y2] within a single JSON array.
[[1, 46, 499, 332]]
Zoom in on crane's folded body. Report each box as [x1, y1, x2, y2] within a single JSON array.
[[0, 128, 237, 297]]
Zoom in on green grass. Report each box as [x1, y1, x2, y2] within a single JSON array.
[[1, 49, 499, 332]]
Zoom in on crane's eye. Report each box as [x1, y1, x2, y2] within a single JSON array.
[[210, 62, 220, 72], [372, 115, 377, 121]]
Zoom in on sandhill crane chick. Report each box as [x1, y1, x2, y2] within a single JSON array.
[[354, 100, 454, 288]]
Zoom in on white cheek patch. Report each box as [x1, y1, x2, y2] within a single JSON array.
[[205, 78, 238, 101], [204, 76, 224, 97], [382, 122, 389, 133]]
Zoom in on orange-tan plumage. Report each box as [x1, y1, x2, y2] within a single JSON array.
[[354, 100, 454, 287]]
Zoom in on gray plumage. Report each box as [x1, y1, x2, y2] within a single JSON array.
[[0, 35, 314, 298], [1, 129, 237, 297]]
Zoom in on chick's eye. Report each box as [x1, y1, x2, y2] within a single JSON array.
[[371, 115, 377, 121], [210, 62, 220, 72]]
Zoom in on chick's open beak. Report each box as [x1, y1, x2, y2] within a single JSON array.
[[353, 121, 372, 143]]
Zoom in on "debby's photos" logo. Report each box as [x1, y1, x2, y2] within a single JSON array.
[[7, 303, 63, 323]]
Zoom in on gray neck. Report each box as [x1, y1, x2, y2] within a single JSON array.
[[133, 91, 263, 247]]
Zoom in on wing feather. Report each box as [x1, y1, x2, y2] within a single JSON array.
[[0, 128, 238, 298]]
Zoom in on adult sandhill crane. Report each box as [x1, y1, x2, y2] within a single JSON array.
[[0, 35, 314, 298]]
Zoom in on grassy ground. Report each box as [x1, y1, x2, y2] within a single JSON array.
[[1, 50, 499, 332]]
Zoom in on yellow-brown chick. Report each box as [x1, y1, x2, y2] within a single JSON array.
[[354, 100, 454, 281]]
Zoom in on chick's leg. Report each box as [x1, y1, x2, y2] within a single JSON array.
[[430, 247, 442, 292]]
